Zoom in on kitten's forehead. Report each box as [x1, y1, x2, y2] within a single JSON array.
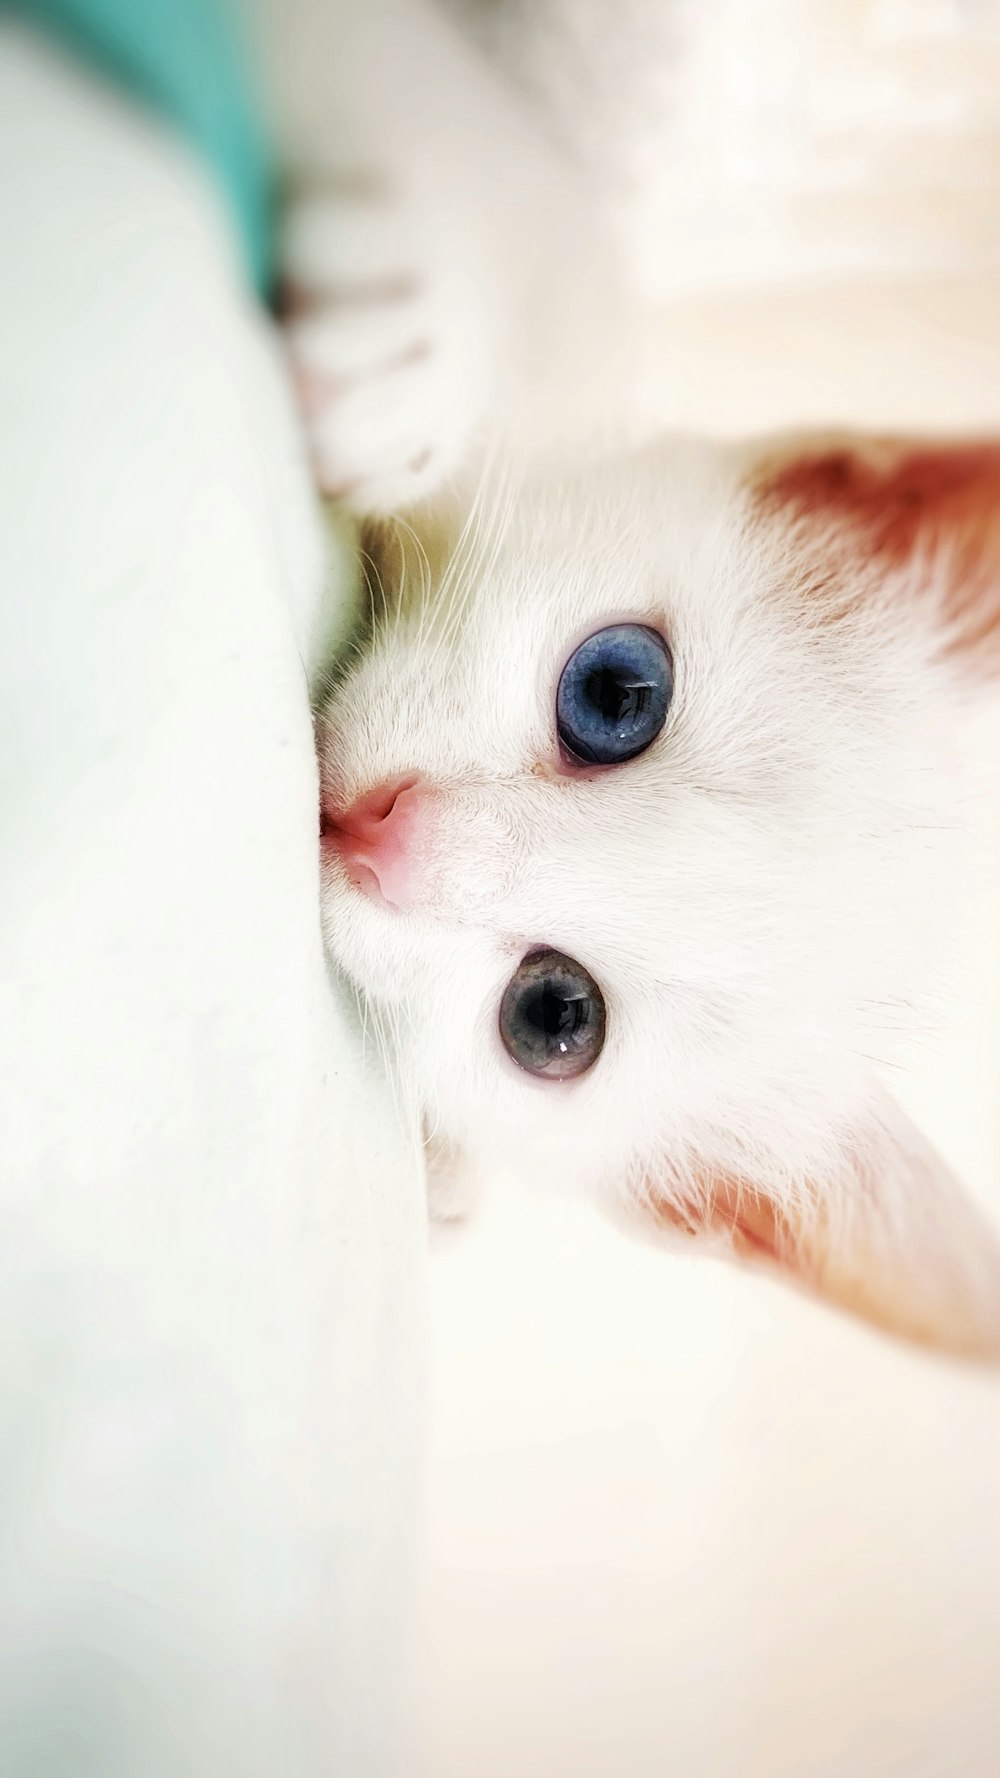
[[469, 441, 750, 615]]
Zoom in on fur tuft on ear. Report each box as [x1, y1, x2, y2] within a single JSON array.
[[751, 438, 1000, 672], [631, 1093, 1000, 1362]]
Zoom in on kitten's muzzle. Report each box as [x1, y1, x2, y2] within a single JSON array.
[[322, 773, 425, 909]]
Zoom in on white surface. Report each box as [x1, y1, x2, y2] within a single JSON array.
[[416, 1188, 1000, 1778], [0, 27, 422, 1777]]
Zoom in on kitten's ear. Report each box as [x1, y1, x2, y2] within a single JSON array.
[[635, 1097, 1000, 1360], [751, 438, 1000, 672]]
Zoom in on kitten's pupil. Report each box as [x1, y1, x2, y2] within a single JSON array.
[[584, 666, 653, 728], [499, 948, 606, 1079], [528, 984, 588, 1047]]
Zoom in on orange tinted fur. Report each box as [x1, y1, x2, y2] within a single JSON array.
[[756, 442, 1000, 668]]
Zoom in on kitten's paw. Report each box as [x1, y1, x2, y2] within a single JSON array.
[[281, 186, 495, 513]]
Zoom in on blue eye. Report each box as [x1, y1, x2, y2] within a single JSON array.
[[556, 623, 673, 766]]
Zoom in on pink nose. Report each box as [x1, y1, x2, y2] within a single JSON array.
[[324, 774, 423, 908]]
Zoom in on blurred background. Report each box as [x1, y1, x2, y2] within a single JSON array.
[[4, 4, 1000, 1776]]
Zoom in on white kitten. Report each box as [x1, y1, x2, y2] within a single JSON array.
[[315, 434, 1000, 1359], [255, 2, 1000, 1355]]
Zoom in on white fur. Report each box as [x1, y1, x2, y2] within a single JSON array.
[[316, 438, 1000, 1351], [320, 449, 939, 1179]]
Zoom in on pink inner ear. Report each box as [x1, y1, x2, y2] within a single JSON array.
[[642, 1121, 1000, 1363], [647, 1174, 793, 1267], [755, 441, 1000, 668], [657, 1177, 812, 1292], [705, 1179, 789, 1264]]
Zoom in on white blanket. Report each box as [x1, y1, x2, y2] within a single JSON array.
[[0, 26, 423, 1776]]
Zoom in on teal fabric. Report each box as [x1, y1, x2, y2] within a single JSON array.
[[5, 0, 275, 293]]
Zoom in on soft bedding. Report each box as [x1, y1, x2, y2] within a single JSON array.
[[0, 24, 423, 1777]]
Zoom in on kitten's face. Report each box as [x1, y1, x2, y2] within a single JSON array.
[[316, 438, 1000, 1356]]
